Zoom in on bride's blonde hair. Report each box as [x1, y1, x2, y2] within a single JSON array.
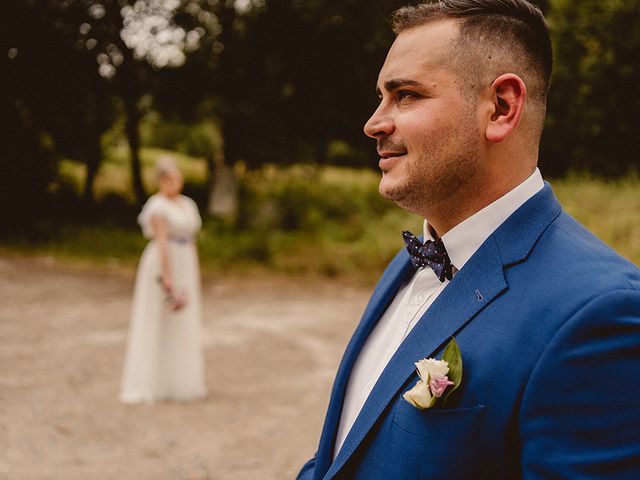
[[155, 155, 180, 180]]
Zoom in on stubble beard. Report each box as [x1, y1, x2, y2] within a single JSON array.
[[380, 129, 481, 219]]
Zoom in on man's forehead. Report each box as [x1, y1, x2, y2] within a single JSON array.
[[393, 17, 460, 51], [377, 19, 459, 88]]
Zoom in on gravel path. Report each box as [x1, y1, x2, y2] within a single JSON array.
[[0, 255, 370, 480]]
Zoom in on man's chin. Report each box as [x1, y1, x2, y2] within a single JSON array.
[[379, 180, 423, 215], [378, 180, 405, 203]]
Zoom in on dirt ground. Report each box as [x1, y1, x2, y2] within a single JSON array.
[[0, 255, 371, 480]]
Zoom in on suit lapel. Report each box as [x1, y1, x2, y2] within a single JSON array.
[[324, 184, 563, 479], [325, 236, 507, 479], [313, 251, 414, 479]]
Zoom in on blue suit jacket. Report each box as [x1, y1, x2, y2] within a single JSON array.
[[297, 184, 640, 479]]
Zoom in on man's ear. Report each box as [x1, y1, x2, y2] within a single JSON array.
[[485, 74, 526, 143]]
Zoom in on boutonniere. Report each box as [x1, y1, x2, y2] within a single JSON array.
[[403, 337, 463, 410]]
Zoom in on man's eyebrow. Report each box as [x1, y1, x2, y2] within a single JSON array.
[[376, 78, 424, 96]]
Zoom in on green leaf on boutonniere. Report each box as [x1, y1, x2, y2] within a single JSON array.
[[441, 336, 463, 404]]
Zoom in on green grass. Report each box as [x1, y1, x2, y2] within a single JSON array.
[[58, 147, 208, 202], [196, 164, 423, 281], [551, 174, 640, 266], [0, 226, 148, 270], [4, 156, 639, 284]]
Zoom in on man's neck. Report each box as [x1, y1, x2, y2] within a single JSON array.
[[424, 166, 538, 237]]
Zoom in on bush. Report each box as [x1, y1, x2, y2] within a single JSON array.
[[3, 164, 638, 284], [140, 113, 220, 159]]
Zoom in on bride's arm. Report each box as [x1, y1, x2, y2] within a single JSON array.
[[150, 215, 172, 294]]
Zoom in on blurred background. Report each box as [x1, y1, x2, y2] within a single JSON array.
[[1, 2, 639, 479], [1, 0, 639, 276]]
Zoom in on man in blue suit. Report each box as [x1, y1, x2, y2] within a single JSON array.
[[297, 0, 640, 479]]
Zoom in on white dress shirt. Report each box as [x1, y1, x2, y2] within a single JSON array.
[[333, 168, 544, 457]]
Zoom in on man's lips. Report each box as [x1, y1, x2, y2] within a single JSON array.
[[378, 151, 407, 170], [377, 150, 407, 159]]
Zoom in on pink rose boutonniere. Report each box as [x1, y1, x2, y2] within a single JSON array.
[[403, 337, 463, 410]]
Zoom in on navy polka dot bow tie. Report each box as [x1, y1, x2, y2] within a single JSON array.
[[402, 230, 453, 282]]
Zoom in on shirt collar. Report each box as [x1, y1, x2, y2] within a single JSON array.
[[423, 168, 544, 271]]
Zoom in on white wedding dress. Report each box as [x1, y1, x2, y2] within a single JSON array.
[[120, 193, 207, 403]]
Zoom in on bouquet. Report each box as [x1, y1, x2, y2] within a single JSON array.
[[165, 289, 187, 311], [157, 276, 188, 311]]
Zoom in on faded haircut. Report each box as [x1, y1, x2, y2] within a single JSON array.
[[392, 0, 553, 108]]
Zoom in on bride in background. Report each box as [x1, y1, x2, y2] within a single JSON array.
[[120, 156, 207, 403]]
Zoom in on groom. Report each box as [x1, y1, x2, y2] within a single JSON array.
[[297, 1, 640, 479]]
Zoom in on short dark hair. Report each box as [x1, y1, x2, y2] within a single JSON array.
[[392, 0, 553, 105]]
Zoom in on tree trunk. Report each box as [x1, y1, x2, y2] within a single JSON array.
[[82, 138, 101, 207], [124, 94, 146, 206], [207, 115, 241, 219], [82, 91, 112, 208]]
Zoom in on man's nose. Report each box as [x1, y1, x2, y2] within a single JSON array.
[[364, 104, 394, 139]]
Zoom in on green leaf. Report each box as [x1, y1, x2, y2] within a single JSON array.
[[441, 336, 463, 404]]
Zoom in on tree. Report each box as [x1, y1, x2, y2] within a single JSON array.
[[1, 0, 82, 227], [542, 0, 640, 176], [95, 0, 222, 205], [2, 0, 223, 213], [209, 0, 400, 170]]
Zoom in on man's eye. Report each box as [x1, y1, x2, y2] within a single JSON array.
[[397, 91, 416, 101]]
